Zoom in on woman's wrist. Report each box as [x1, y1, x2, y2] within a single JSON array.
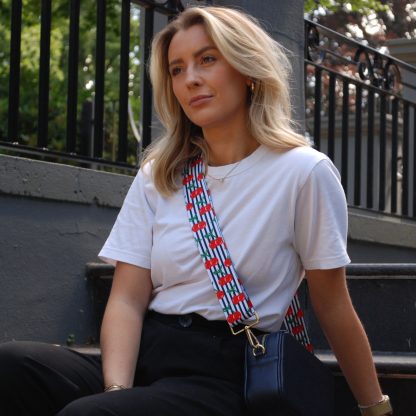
[[358, 395, 393, 416], [104, 384, 127, 392]]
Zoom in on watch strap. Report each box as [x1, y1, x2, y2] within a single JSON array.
[[359, 395, 393, 416]]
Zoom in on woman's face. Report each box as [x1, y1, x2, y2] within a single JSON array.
[[168, 24, 250, 131]]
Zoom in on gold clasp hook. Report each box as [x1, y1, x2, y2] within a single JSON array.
[[230, 312, 260, 335], [228, 312, 266, 356], [245, 327, 266, 357]]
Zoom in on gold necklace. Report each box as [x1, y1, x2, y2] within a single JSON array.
[[206, 160, 243, 182]]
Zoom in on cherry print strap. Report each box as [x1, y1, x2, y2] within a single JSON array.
[[183, 157, 313, 351], [284, 292, 313, 352], [183, 157, 256, 326]]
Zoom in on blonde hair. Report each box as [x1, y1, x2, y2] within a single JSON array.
[[144, 6, 308, 196]]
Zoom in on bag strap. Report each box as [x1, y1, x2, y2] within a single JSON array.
[[183, 157, 313, 351]]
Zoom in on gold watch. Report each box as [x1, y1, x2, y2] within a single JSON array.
[[359, 395, 393, 416]]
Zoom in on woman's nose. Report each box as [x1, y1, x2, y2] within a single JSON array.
[[185, 65, 202, 88]]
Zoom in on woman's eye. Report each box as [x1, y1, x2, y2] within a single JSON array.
[[170, 67, 182, 76], [201, 55, 215, 64]]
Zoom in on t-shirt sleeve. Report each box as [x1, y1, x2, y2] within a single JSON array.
[[98, 168, 154, 269], [293, 158, 351, 270]]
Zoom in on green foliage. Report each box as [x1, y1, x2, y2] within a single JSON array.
[[304, 0, 388, 14], [66, 333, 76, 347], [0, 0, 141, 163]]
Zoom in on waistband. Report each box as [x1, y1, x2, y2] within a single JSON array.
[[146, 310, 266, 337]]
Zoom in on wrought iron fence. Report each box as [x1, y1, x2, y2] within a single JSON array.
[[1, 0, 189, 172], [1, 3, 415, 218], [305, 19, 416, 219]]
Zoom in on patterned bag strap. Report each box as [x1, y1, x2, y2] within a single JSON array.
[[183, 157, 313, 351]]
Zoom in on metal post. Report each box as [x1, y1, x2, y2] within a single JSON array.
[[37, 0, 52, 148], [66, 0, 81, 153], [7, 0, 22, 142]]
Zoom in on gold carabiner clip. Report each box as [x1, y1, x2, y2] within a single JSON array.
[[245, 327, 266, 357]]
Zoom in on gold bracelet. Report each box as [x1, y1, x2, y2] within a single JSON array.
[[358, 395, 393, 416], [104, 384, 126, 392]]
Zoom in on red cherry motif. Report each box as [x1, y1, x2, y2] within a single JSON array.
[[218, 274, 233, 286], [296, 309, 304, 319], [205, 258, 219, 269], [247, 299, 253, 308], [224, 258, 232, 267], [306, 344, 314, 353], [286, 306, 293, 316], [182, 174, 194, 185], [197, 172, 204, 181], [199, 204, 212, 215], [190, 187, 203, 199], [292, 325, 304, 335], [216, 290, 225, 300], [227, 311, 242, 324], [186, 202, 194, 211], [232, 293, 245, 305], [192, 221, 206, 232], [190, 158, 203, 167], [209, 237, 223, 249]]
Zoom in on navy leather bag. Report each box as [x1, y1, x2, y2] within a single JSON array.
[[244, 330, 334, 416]]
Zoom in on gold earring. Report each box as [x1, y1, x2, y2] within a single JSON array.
[[251, 82, 255, 94]]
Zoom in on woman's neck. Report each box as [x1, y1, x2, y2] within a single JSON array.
[[202, 126, 259, 166]]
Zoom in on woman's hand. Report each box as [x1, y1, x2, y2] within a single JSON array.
[[100, 262, 152, 391], [306, 267, 384, 408]]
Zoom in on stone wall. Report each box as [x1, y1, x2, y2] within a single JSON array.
[[0, 155, 132, 344], [1, 154, 415, 343]]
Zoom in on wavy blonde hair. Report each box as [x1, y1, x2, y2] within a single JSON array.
[[144, 6, 308, 196]]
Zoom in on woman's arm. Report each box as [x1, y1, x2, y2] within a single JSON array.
[[306, 266, 383, 407], [100, 261, 152, 390]]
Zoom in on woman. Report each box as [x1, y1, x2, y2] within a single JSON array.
[[0, 6, 391, 416]]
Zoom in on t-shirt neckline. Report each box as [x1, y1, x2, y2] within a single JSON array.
[[207, 144, 267, 179]]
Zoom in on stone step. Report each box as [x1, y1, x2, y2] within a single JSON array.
[[85, 262, 416, 279], [85, 262, 416, 352], [318, 350, 416, 416], [303, 266, 416, 352], [70, 345, 416, 375]]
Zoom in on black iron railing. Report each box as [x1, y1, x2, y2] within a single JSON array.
[[1, 5, 415, 218], [305, 19, 416, 219], [1, 0, 189, 171]]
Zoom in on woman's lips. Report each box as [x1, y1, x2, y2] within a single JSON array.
[[189, 95, 213, 107]]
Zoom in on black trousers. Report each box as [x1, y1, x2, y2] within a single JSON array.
[[0, 312, 249, 416]]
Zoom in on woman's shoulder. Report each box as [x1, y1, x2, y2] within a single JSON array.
[[285, 145, 328, 164], [263, 144, 330, 172], [139, 158, 154, 178], [260, 144, 339, 192], [124, 160, 160, 210]]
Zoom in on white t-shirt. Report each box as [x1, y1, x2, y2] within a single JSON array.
[[99, 144, 350, 332]]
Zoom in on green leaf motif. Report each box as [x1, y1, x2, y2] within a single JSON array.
[[203, 232, 216, 239], [196, 199, 207, 207], [213, 267, 225, 276]]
